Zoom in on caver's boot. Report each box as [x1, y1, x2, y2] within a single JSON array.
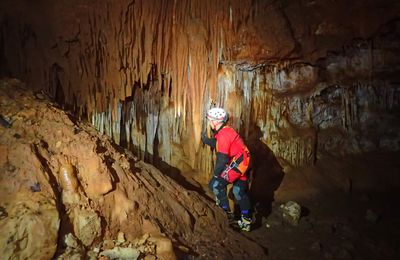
[[219, 203, 234, 221], [237, 215, 252, 232], [225, 210, 235, 222]]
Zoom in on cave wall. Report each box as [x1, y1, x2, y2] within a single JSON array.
[[1, 0, 399, 179]]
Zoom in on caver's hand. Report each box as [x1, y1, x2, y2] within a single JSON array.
[[201, 131, 207, 143]]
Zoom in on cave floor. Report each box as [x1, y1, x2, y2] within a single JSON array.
[[177, 152, 400, 260], [243, 190, 400, 260], [188, 154, 400, 260]]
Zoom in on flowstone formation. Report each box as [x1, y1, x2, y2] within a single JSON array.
[[0, 79, 266, 259], [1, 0, 399, 180]]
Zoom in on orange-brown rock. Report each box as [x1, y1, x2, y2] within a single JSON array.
[[0, 78, 267, 258]]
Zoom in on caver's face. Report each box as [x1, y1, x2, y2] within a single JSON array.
[[208, 119, 220, 131]]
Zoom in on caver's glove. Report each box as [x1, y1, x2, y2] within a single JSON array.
[[201, 131, 207, 143], [201, 132, 216, 148]]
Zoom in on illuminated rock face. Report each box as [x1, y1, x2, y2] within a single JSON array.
[[0, 0, 399, 175], [0, 79, 267, 258]]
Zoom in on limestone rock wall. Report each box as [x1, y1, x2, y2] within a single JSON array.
[[0, 79, 266, 258], [0, 0, 399, 175]]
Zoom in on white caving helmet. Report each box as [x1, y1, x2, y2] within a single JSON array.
[[206, 107, 228, 123]]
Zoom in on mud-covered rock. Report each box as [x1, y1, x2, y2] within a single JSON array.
[[72, 208, 101, 246], [0, 79, 268, 260], [0, 192, 59, 259]]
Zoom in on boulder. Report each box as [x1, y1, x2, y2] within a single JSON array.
[[280, 201, 302, 226]]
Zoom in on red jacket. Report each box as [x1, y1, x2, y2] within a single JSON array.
[[215, 126, 250, 182]]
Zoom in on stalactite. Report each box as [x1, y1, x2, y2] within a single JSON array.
[[2, 0, 400, 175], [1, 0, 289, 173]]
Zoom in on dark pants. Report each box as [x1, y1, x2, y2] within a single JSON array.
[[208, 177, 251, 218]]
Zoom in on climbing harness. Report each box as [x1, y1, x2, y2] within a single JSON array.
[[220, 149, 250, 183]]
